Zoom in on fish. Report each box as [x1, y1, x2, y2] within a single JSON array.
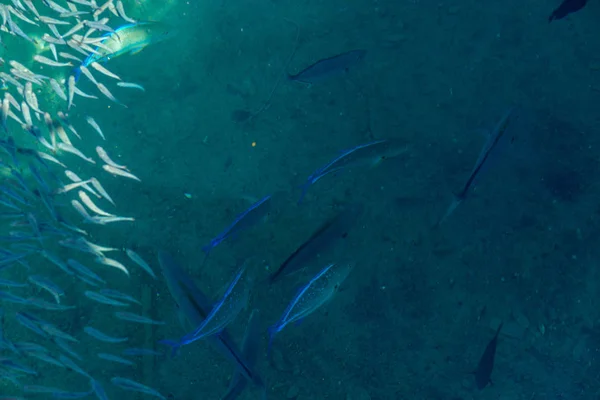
[[115, 311, 164, 325], [83, 326, 128, 343], [549, 0, 587, 21], [269, 204, 363, 283], [110, 377, 165, 400], [474, 323, 503, 389], [157, 251, 264, 389], [74, 22, 174, 81], [161, 264, 250, 349], [222, 309, 262, 400], [268, 262, 353, 351], [202, 195, 272, 257], [85, 116, 105, 140], [28, 275, 64, 304], [288, 49, 366, 84], [117, 81, 145, 91], [125, 249, 156, 279], [298, 139, 406, 203], [84, 290, 130, 307], [103, 164, 141, 181], [97, 353, 135, 366], [438, 108, 514, 225]]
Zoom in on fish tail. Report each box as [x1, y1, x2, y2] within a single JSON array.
[[266, 325, 277, 358], [199, 245, 211, 270], [157, 339, 182, 357], [72, 66, 82, 83], [435, 194, 464, 227], [296, 182, 311, 205]]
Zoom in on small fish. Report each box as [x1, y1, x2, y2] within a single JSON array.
[[67, 75, 75, 109], [289, 49, 366, 84], [33, 55, 72, 67], [28, 275, 64, 304], [122, 348, 163, 356], [125, 249, 156, 279], [84, 290, 129, 307], [98, 289, 141, 305], [84, 326, 128, 343], [268, 262, 353, 352], [97, 353, 135, 366], [91, 379, 108, 400], [115, 312, 164, 325], [474, 323, 503, 389], [95, 82, 126, 107], [103, 164, 140, 181], [85, 116, 105, 139], [0, 290, 28, 304], [110, 377, 165, 399], [78, 190, 114, 217], [95, 256, 129, 276], [90, 178, 114, 205], [549, 0, 587, 21], [90, 62, 121, 80], [117, 81, 145, 91], [96, 146, 126, 169]]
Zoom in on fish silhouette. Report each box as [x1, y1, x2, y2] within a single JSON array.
[[549, 0, 588, 22], [474, 323, 503, 389]]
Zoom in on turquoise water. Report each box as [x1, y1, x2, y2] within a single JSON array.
[[1, 0, 599, 399]]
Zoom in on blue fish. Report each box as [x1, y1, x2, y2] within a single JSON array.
[[157, 251, 264, 390], [161, 264, 249, 349], [202, 195, 272, 256], [269, 204, 363, 283], [438, 108, 514, 225], [222, 309, 262, 400], [298, 140, 390, 203], [289, 49, 366, 84], [268, 262, 353, 352]]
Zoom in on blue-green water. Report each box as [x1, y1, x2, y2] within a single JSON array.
[[0, 0, 599, 399]]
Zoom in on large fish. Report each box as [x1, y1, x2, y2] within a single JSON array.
[[438, 108, 514, 225], [74, 22, 173, 80], [268, 262, 353, 352], [474, 323, 503, 389], [268, 204, 363, 283], [288, 49, 366, 84], [157, 251, 264, 392]]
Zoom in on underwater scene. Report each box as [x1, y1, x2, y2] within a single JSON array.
[[0, 0, 599, 399]]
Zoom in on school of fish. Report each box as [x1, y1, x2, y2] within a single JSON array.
[[0, 0, 515, 398], [0, 0, 176, 399]]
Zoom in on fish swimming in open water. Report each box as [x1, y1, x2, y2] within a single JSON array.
[[474, 323, 503, 389], [438, 108, 514, 225], [549, 0, 587, 22], [288, 49, 366, 84], [157, 251, 264, 392], [268, 262, 353, 353]]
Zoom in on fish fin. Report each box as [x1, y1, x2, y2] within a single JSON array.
[[435, 195, 463, 227], [130, 45, 148, 55], [297, 182, 311, 205], [158, 339, 182, 357], [266, 325, 277, 357]]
